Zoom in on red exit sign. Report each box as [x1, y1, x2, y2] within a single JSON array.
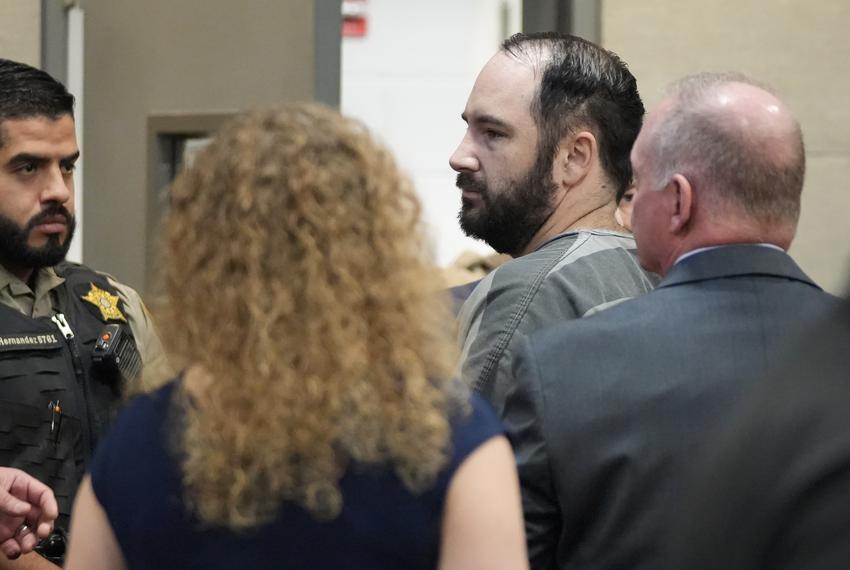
[[342, 0, 368, 38]]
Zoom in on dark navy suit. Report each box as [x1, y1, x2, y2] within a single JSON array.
[[667, 295, 850, 570], [504, 245, 839, 569]]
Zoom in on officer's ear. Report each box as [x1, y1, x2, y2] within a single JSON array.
[[553, 130, 597, 188]]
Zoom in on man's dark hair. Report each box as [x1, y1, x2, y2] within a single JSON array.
[[501, 32, 644, 197], [0, 58, 75, 144]]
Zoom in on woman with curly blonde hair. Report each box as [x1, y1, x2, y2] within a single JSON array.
[[65, 103, 526, 569]]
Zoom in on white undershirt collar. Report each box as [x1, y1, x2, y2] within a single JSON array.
[[674, 243, 784, 266]]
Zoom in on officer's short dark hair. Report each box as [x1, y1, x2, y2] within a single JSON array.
[[0, 59, 75, 145], [501, 32, 644, 198]]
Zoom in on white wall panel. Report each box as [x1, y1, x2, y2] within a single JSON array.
[[342, 0, 522, 266]]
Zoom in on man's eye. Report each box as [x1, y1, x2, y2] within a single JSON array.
[[484, 129, 505, 140], [17, 163, 37, 174], [61, 163, 76, 174]]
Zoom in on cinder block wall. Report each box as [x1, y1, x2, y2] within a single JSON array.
[[602, 1, 850, 294]]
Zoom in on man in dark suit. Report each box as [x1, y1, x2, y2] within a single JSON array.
[[503, 72, 840, 569], [665, 295, 850, 569]]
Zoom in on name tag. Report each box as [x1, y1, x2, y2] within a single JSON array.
[[0, 334, 62, 352]]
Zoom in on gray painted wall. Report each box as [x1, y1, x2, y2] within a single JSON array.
[[79, 0, 340, 294], [0, 2, 40, 65], [603, 0, 850, 294]]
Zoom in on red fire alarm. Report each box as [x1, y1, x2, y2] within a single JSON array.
[[342, 0, 368, 38]]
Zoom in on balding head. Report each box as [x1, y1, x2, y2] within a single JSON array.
[[644, 73, 805, 228], [630, 73, 806, 274]]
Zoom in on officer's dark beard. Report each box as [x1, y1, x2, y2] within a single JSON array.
[[0, 205, 76, 272], [456, 154, 558, 257]]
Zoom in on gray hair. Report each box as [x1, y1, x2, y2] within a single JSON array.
[[649, 72, 805, 225]]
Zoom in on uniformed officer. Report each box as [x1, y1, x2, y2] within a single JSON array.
[[0, 58, 168, 568]]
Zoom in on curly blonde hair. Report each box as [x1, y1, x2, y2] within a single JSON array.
[[162, 103, 461, 529]]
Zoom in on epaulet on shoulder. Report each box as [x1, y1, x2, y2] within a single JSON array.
[[54, 261, 118, 284], [54, 260, 90, 277], [55, 260, 83, 271]]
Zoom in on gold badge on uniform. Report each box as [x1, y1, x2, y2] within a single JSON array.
[[81, 283, 127, 322]]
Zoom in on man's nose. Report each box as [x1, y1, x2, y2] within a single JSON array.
[[449, 133, 479, 173], [41, 166, 73, 204]]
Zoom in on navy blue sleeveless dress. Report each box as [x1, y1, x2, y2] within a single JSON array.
[[89, 381, 503, 569]]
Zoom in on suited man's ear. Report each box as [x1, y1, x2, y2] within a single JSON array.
[[668, 174, 693, 233], [553, 131, 597, 188]]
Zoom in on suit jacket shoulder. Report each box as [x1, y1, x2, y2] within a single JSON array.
[[506, 245, 839, 569]]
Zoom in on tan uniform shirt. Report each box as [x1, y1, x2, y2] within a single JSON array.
[[0, 264, 171, 390]]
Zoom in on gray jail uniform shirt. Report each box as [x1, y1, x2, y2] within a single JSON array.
[[457, 230, 658, 415]]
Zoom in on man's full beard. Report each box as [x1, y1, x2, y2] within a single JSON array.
[[456, 159, 557, 257], [0, 205, 75, 273]]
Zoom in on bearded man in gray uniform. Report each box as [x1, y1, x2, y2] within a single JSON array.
[[450, 32, 657, 414]]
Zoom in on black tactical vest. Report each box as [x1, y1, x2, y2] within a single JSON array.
[[0, 262, 138, 528]]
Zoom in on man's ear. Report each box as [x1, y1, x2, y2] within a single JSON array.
[[614, 207, 625, 227], [668, 173, 693, 233], [553, 131, 597, 187]]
